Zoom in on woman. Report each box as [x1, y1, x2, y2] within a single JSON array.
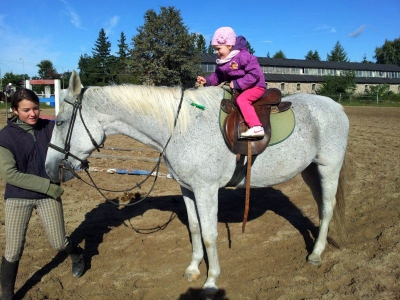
[[0, 88, 84, 300]]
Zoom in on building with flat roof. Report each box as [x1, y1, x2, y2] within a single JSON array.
[[201, 54, 400, 95]]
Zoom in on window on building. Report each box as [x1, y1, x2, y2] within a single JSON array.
[[280, 83, 285, 91], [296, 83, 301, 91], [312, 83, 316, 91], [364, 85, 369, 92]]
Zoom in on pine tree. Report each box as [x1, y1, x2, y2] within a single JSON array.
[[114, 32, 136, 84], [194, 34, 207, 53], [305, 50, 321, 61], [117, 32, 130, 58], [92, 28, 112, 85], [326, 41, 349, 62], [273, 50, 286, 59], [206, 42, 214, 54], [131, 6, 202, 87]]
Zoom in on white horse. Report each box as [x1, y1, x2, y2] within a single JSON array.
[[45, 71, 348, 299]]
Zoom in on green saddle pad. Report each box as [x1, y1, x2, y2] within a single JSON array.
[[219, 106, 295, 146]]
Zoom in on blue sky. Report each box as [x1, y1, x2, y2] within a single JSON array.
[[0, 0, 399, 77]]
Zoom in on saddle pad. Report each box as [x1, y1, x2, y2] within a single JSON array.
[[219, 106, 295, 147]]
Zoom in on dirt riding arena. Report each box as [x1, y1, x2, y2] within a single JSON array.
[[0, 105, 399, 299]]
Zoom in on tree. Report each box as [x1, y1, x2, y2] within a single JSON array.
[[266, 52, 271, 58], [116, 32, 130, 59], [194, 34, 207, 53], [78, 54, 98, 86], [317, 70, 356, 97], [305, 50, 321, 61], [206, 42, 214, 54], [273, 50, 286, 59], [361, 54, 373, 64], [2, 72, 27, 89], [374, 37, 400, 66], [327, 41, 349, 62], [115, 32, 136, 84], [37, 60, 59, 79], [246, 40, 255, 55], [91, 28, 114, 85], [130, 6, 202, 87]]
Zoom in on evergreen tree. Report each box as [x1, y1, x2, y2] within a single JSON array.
[[206, 42, 214, 54], [194, 34, 207, 53], [117, 32, 130, 59], [361, 54, 373, 64], [115, 32, 136, 84], [266, 52, 271, 58], [305, 50, 321, 61], [374, 37, 400, 66], [327, 41, 349, 62], [92, 28, 113, 85], [246, 40, 255, 55], [273, 50, 286, 59], [131, 6, 202, 87]]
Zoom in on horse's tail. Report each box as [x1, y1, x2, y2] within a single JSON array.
[[333, 159, 348, 244]]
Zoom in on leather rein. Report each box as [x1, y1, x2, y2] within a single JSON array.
[[48, 87, 185, 206]]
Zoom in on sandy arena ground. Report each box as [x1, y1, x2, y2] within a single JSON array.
[[0, 105, 399, 299]]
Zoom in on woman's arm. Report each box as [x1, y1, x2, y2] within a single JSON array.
[[0, 146, 51, 194]]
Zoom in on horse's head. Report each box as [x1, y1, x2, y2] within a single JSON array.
[[45, 71, 105, 182]]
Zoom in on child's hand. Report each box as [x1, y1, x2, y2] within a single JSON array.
[[197, 76, 206, 85], [229, 82, 234, 89]]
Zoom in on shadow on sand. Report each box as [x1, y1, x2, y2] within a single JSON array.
[[15, 186, 319, 299]]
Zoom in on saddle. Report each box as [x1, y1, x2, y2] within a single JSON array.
[[221, 87, 291, 155], [219, 86, 292, 232]]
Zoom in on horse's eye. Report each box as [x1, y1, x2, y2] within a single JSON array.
[[56, 121, 63, 126]]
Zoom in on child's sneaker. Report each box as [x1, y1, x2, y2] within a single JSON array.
[[241, 126, 265, 138]]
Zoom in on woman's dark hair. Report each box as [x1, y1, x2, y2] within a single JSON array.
[[11, 88, 40, 112]]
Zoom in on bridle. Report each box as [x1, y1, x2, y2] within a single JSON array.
[[48, 87, 185, 206], [49, 88, 102, 171]]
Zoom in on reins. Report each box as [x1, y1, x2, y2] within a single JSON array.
[[49, 87, 185, 207]]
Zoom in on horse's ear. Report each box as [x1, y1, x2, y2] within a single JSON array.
[[69, 70, 82, 98]]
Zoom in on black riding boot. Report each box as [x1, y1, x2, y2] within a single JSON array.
[[1, 256, 19, 300], [64, 237, 85, 278]]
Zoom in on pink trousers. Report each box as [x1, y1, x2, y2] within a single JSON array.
[[236, 86, 265, 128]]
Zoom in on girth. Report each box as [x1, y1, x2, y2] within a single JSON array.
[[220, 87, 291, 232]]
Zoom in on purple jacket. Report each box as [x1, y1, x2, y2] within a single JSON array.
[[205, 36, 266, 91]]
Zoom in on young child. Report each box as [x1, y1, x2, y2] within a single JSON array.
[[197, 27, 266, 138]]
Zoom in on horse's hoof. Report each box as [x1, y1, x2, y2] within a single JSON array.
[[185, 268, 200, 282], [199, 287, 218, 300], [307, 253, 322, 266]]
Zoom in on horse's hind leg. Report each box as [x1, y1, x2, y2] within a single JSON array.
[[301, 163, 340, 265], [181, 187, 203, 282]]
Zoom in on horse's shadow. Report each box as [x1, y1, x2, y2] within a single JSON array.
[[15, 187, 318, 299]]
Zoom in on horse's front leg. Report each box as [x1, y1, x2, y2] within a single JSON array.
[[193, 185, 220, 298], [181, 187, 203, 281]]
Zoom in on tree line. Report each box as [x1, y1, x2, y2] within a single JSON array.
[[1, 5, 400, 92]]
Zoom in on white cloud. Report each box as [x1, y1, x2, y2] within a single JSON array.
[[349, 25, 367, 38], [105, 16, 120, 35], [59, 0, 85, 29], [315, 25, 336, 34]]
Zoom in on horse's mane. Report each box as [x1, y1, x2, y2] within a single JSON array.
[[84, 85, 221, 133]]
